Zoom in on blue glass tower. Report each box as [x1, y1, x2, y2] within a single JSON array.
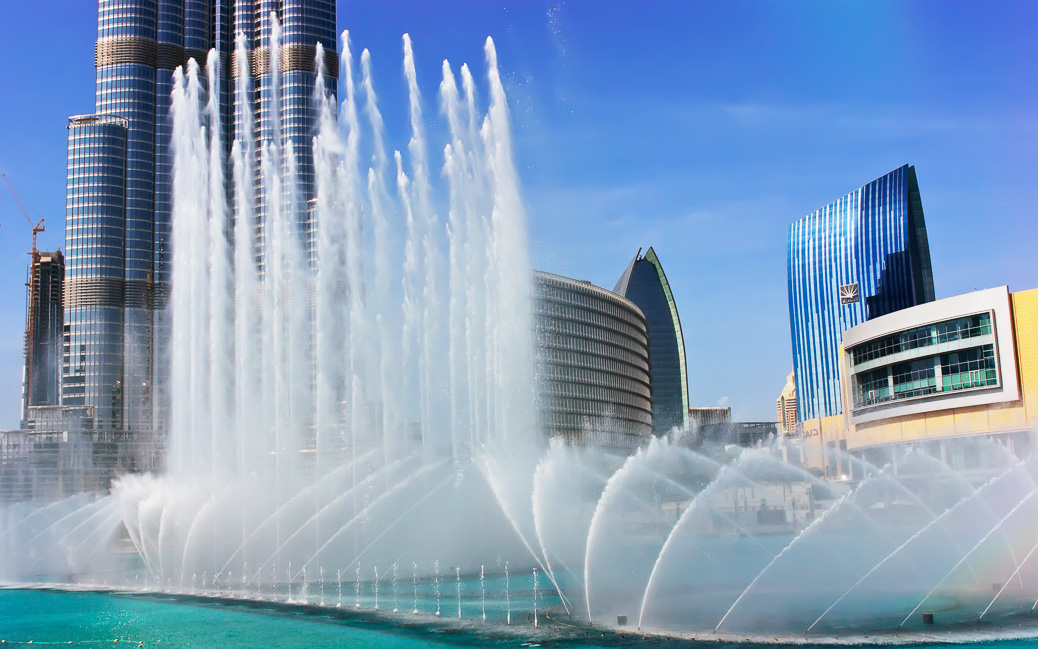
[[614, 247, 690, 434], [64, 1, 337, 437], [64, 115, 129, 430], [787, 164, 934, 422]]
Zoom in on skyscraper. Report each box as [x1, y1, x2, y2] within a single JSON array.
[[787, 164, 935, 422], [21, 250, 65, 427], [63, 1, 337, 437], [614, 247, 690, 434]]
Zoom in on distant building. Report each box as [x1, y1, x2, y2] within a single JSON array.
[[802, 286, 1038, 479], [21, 250, 64, 428], [534, 271, 653, 449], [776, 369, 797, 436], [681, 417, 778, 449], [615, 247, 690, 434], [686, 406, 778, 447], [788, 164, 935, 422], [689, 407, 732, 429]]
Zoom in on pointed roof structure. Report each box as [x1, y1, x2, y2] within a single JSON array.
[[614, 246, 689, 433]]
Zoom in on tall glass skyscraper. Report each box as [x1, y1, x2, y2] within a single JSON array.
[[614, 247, 690, 434], [63, 1, 337, 436], [787, 164, 935, 422]]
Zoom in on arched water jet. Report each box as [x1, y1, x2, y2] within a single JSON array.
[[636, 447, 840, 631], [255, 455, 422, 582], [981, 535, 1038, 619], [530, 441, 616, 586], [20, 499, 118, 577], [64, 508, 125, 572], [309, 473, 458, 586], [582, 439, 718, 624], [806, 456, 1038, 632], [216, 450, 380, 578], [0, 494, 95, 547], [294, 460, 451, 580], [709, 449, 978, 634], [898, 482, 1038, 628], [637, 462, 775, 630], [178, 482, 240, 582], [713, 489, 856, 633], [11, 497, 109, 558]]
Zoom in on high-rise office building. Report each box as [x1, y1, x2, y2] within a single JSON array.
[[787, 164, 935, 422], [63, 1, 337, 437], [614, 247, 690, 434], [21, 251, 65, 427]]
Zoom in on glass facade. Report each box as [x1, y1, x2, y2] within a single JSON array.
[[851, 313, 991, 366], [787, 164, 935, 421], [848, 311, 1000, 412], [534, 272, 653, 448], [64, 115, 129, 431], [613, 247, 690, 434], [65, 1, 337, 439]]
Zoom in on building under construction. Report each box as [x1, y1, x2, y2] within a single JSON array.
[[1, 249, 161, 504], [21, 250, 64, 427]]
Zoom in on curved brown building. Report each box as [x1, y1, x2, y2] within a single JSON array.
[[534, 271, 653, 449]]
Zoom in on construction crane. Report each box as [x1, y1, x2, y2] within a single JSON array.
[[2, 173, 45, 255]]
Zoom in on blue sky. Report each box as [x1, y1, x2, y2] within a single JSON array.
[[0, 1, 1035, 428]]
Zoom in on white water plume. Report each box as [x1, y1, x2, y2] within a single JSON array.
[[111, 20, 543, 585], [10, 19, 1038, 643]]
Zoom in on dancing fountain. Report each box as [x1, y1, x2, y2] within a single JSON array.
[[4, 20, 1038, 644]]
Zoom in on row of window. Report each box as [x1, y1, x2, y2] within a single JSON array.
[[537, 319, 648, 358], [536, 289, 644, 331], [543, 413, 650, 440], [542, 365, 650, 398], [851, 312, 993, 366], [541, 396, 652, 425], [541, 348, 650, 384], [853, 344, 1000, 408], [535, 301, 647, 345], [544, 379, 650, 410], [537, 281, 643, 325], [538, 332, 649, 371]]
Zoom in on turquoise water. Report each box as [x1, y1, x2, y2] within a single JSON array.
[[2, 589, 1038, 649]]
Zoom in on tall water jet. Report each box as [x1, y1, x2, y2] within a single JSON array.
[[9, 16, 1038, 645], [127, 16, 544, 585]]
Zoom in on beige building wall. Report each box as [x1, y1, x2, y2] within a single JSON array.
[[846, 288, 1038, 451], [1013, 288, 1038, 426], [801, 414, 846, 475], [800, 288, 1038, 474]]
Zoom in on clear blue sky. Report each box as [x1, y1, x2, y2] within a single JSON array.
[[0, 1, 1035, 428]]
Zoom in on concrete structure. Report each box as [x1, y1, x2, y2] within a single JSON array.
[[801, 286, 1038, 478], [0, 424, 160, 503], [689, 406, 732, 429], [21, 250, 64, 427], [776, 369, 797, 435], [683, 405, 778, 448], [614, 247, 690, 434], [534, 271, 653, 449], [788, 165, 935, 422], [64, 0, 337, 439]]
